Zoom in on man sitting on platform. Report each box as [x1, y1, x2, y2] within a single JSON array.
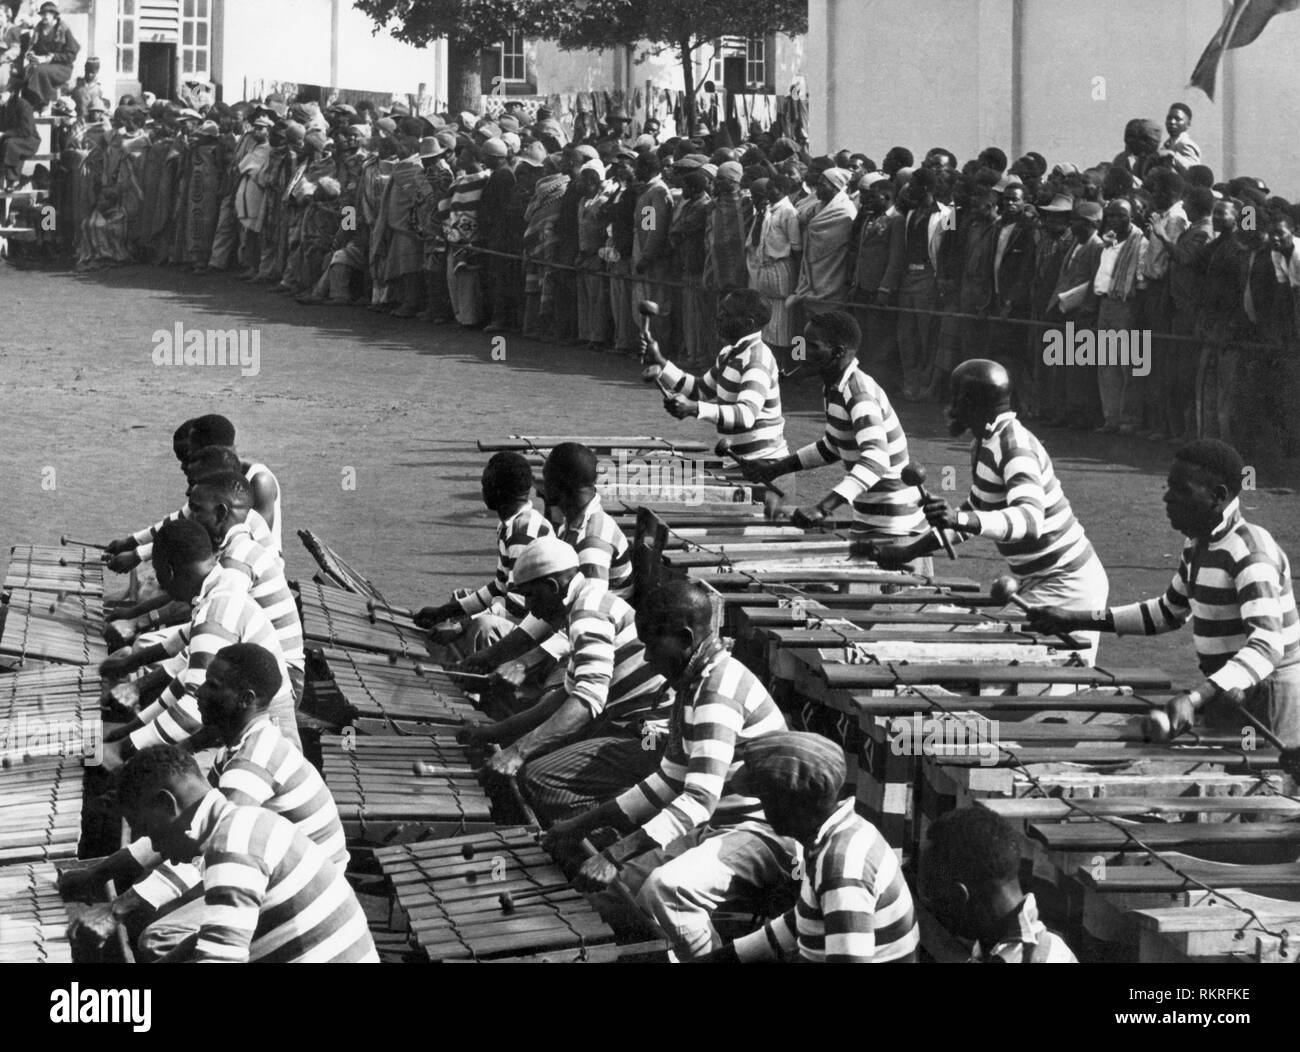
[[696, 731, 919, 963], [101, 518, 300, 767], [90, 744, 375, 962], [66, 644, 345, 960], [1029, 440, 1299, 746], [473, 537, 669, 819], [919, 805, 1077, 962], [544, 579, 796, 961], [413, 451, 554, 652]]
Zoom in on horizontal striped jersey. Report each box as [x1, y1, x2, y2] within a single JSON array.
[[956, 412, 1097, 578], [216, 521, 304, 671], [795, 364, 924, 537], [657, 332, 790, 461], [187, 789, 377, 963], [522, 494, 633, 641], [735, 800, 919, 963], [457, 502, 554, 621], [970, 893, 1077, 963], [562, 576, 668, 733], [616, 639, 787, 846], [127, 716, 348, 910], [131, 566, 293, 751], [133, 506, 272, 565], [1110, 500, 1300, 692]]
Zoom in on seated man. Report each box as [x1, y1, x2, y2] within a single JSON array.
[[699, 731, 918, 963], [459, 442, 633, 685], [545, 580, 796, 961], [414, 451, 554, 652], [64, 644, 346, 960], [102, 518, 300, 766], [919, 805, 1077, 962], [187, 413, 283, 555], [80, 744, 375, 962], [475, 537, 669, 820], [1030, 439, 1299, 745]]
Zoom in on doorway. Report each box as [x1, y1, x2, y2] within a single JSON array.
[[138, 42, 177, 100]]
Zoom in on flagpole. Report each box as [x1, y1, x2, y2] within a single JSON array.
[[1221, 0, 1251, 176]]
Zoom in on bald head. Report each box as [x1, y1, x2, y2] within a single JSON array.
[[639, 580, 714, 636]]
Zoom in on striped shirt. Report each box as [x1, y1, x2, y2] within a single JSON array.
[[616, 639, 787, 846], [186, 789, 377, 963], [457, 503, 554, 621], [133, 507, 271, 566], [242, 461, 283, 557], [954, 412, 1097, 578], [734, 800, 919, 963], [1110, 500, 1300, 693], [215, 521, 304, 670], [796, 364, 924, 537], [562, 576, 668, 733], [970, 893, 1077, 963], [130, 566, 293, 750], [657, 332, 789, 460], [127, 715, 348, 909], [522, 494, 633, 641]]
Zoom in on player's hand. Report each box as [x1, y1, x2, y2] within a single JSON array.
[[98, 651, 137, 679], [104, 538, 133, 556], [740, 459, 782, 486], [100, 741, 129, 774], [639, 333, 666, 367], [106, 551, 141, 574], [869, 543, 914, 571], [663, 395, 696, 420], [573, 854, 620, 892], [67, 904, 119, 949], [456, 721, 491, 747], [1023, 606, 1079, 636], [790, 505, 826, 531], [923, 497, 963, 531], [58, 866, 105, 903], [488, 662, 528, 691], [482, 747, 525, 779], [413, 603, 459, 630], [1164, 693, 1197, 738], [456, 649, 497, 674]]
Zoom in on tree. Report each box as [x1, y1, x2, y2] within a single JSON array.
[[352, 0, 566, 113], [556, 0, 808, 131]]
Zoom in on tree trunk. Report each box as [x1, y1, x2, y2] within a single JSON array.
[[679, 37, 695, 136], [446, 41, 484, 115]]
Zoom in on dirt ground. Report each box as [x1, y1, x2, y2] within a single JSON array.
[[3, 262, 1299, 689]]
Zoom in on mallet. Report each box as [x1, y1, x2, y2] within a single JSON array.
[[498, 882, 572, 914], [638, 300, 663, 382], [1222, 687, 1288, 751], [410, 760, 470, 778], [444, 669, 491, 686], [900, 464, 956, 560], [989, 575, 1087, 650], [60, 534, 108, 551], [714, 438, 785, 498]]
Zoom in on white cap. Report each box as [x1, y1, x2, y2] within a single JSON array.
[[512, 537, 580, 586]]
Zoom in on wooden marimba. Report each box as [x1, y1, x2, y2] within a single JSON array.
[[0, 862, 73, 963], [295, 580, 432, 660], [3, 545, 105, 598], [319, 732, 494, 844], [0, 597, 109, 669], [0, 751, 84, 866], [375, 827, 619, 962], [308, 646, 478, 733]]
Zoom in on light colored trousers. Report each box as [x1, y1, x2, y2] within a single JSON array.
[[1014, 554, 1110, 667]]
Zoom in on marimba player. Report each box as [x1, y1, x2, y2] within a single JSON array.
[[872, 358, 1109, 663], [1029, 439, 1300, 747], [696, 732, 920, 964], [919, 806, 1078, 963], [88, 745, 375, 963], [413, 451, 554, 652], [545, 580, 796, 961], [474, 537, 669, 821], [65, 644, 347, 960]]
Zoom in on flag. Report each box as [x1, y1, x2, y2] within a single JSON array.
[[1190, 0, 1300, 99]]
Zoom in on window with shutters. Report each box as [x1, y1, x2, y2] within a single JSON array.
[[117, 0, 136, 76], [497, 30, 525, 83], [181, 0, 210, 78]]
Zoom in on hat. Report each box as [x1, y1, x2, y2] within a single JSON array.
[[717, 160, 743, 183], [1040, 192, 1075, 214], [284, 122, 306, 146], [251, 114, 274, 128], [458, 110, 478, 130], [475, 120, 502, 140], [376, 117, 398, 135], [633, 134, 656, 153], [498, 115, 521, 133], [389, 103, 409, 116], [512, 537, 579, 587], [860, 171, 889, 189], [1051, 162, 1080, 177], [417, 135, 443, 159], [501, 131, 521, 153], [87, 100, 108, 115], [39, 2, 60, 14], [579, 157, 606, 179], [195, 120, 220, 138], [517, 141, 548, 167], [615, 145, 637, 161], [700, 163, 718, 178], [821, 167, 851, 191], [732, 732, 846, 802], [177, 107, 202, 122], [1073, 201, 1103, 223], [573, 144, 600, 163], [674, 155, 703, 171], [994, 174, 1024, 193], [346, 123, 370, 140], [480, 137, 508, 159]]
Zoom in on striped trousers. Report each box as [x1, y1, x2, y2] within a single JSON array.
[[519, 729, 664, 823]]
